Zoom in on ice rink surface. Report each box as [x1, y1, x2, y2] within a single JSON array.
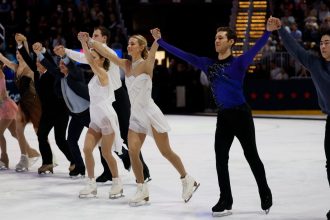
[[0, 115, 329, 220]]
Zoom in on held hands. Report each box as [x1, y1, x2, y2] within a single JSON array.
[[15, 33, 27, 45], [77, 32, 89, 43], [53, 45, 66, 57], [150, 28, 161, 40], [32, 42, 43, 54], [266, 16, 282, 32]]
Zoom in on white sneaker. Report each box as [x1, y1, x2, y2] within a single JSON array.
[[129, 183, 149, 206], [15, 155, 29, 172], [109, 177, 124, 199], [181, 174, 200, 202], [79, 178, 97, 198]]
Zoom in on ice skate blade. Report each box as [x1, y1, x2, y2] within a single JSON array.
[[129, 198, 149, 207], [38, 171, 54, 175], [212, 210, 232, 217], [79, 192, 97, 198], [109, 193, 124, 199], [264, 208, 270, 214], [15, 168, 28, 172], [70, 175, 85, 179], [184, 182, 200, 203]]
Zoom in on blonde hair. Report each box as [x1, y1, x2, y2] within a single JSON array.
[[130, 34, 148, 59]]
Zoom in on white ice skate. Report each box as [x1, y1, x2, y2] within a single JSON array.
[[129, 183, 149, 207], [181, 174, 200, 203], [15, 155, 29, 172], [0, 161, 8, 170], [79, 178, 97, 198], [28, 156, 40, 168], [109, 177, 124, 199]]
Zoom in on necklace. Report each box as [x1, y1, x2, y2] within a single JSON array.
[[132, 58, 144, 69]]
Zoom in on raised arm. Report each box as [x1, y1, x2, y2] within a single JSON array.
[[87, 34, 129, 73], [78, 32, 108, 86], [0, 52, 17, 71], [150, 28, 213, 74], [144, 40, 159, 77], [16, 34, 37, 73], [274, 17, 315, 69], [65, 48, 88, 64]]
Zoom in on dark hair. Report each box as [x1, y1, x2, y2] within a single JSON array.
[[90, 48, 110, 71], [216, 27, 237, 46], [94, 26, 111, 44], [320, 28, 330, 39], [0, 60, 3, 69]]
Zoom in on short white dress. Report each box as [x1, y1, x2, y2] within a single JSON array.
[[88, 75, 123, 153], [125, 73, 170, 136]]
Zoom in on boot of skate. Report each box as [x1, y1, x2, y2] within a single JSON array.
[[15, 154, 29, 172], [27, 148, 40, 167], [0, 153, 9, 170], [129, 183, 149, 206], [181, 174, 200, 202], [260, 188, 272, 214], [79, 178, 97, 198], [212, 197, 233, 217], [38, 164, 54, 174], [109, 177, 124, 199]]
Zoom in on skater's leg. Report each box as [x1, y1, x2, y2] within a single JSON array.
[[152, 127, 186, 177], [213, 110, 234, 214], [128, 130, 146, 183], [83, 128, 101, 179], [325, 115, 330, 186], [234, 106, 272, 212], [152, 126, 199, 202]]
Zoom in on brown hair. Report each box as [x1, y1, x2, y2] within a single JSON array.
[[94, 26, 111, 44], [130, 35, 148, 59], [91, 48, 110, 71]]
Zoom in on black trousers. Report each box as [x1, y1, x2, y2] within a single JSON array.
[[37, 112, 73, 165], [113, 84, 149, 172], [214, 103, 270, 201], [325, 115, 330, 186], [67, 109, 90, 169]]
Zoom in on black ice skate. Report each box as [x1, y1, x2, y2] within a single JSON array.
[[261, 190, 272, 214], [96, 171, 112, 183], [326, 209, 330, 220], [212, 198, 233, 217], [69, 166, 85, 178]]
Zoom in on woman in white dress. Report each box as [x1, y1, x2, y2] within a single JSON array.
[[87, 31, 199, 206], [77, 33, 124, 199]]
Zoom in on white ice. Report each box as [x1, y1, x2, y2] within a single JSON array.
[[0, 115, 329, 220]]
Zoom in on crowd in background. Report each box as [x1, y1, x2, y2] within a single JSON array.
[[1, 0, 330, 113]]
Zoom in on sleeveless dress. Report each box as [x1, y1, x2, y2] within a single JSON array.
[[0, 78, 18, 119], [15, 75, 41, 128], [125, 73, 170, 136], [88, 75, 123, 154]]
